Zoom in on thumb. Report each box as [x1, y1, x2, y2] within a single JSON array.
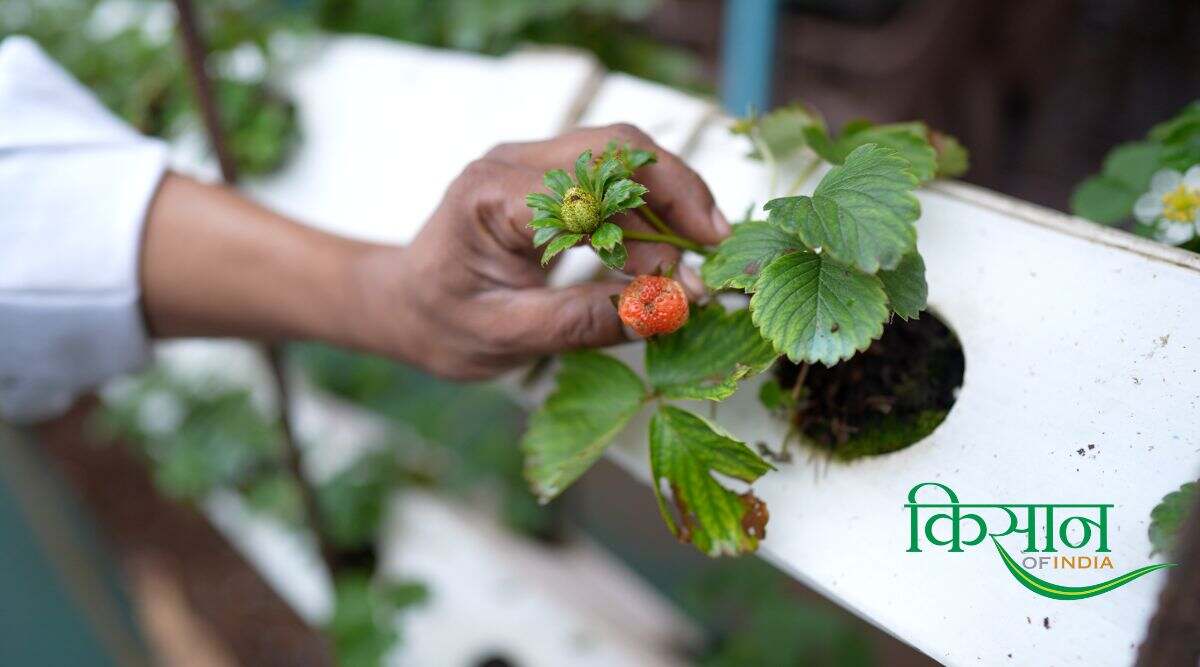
[[504, 281, 631, 355]]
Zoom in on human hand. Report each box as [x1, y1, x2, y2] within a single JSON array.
[[349, 124, 730, 380]]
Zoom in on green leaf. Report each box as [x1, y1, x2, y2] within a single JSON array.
[[1071, 142, 1165, 225], [1149, 102, 1200, 171], [803, 124, 838, 164], [930, 130, 970, 178], [765, 194, 836, 247], [768, 143, 920, 273], [811, 143, 921, 271], [328, 574, 397, 667], [597, 241, 628, 270], [732, 104, 823, 161], [649, 405, 772, 557], [757, 378, 796, 414], [526, 192, 561, 216], [522, 351, 647, 501], [329, 573, 427, 667], [1148, 101, 1200, 145], [1149, 481, 1197, 557], [1133, 220, 1158, 239], [533, 226, 561, 248], [593, 156, 625, 196], [835, 121, 937, 182], [574, 149, 595, 195], [750, 251, 889, 365], [602, 141, 657, 176], [529, 213, 564, 230], [590, 222, 623, 250], [541, 232, 582, 265], [646, 305, 778, 401], [624, 147, 656, 171], [1161, 140, 1200, 171], [544, 169, 573, 199], [1071, 175, 1138, 225], [678, 559, 873, 666], [244, 472, 303, 526], [878, 252, 927, 320], [701, 221, 800, 291], [319, 450, 400, 551], [380, 580, 430, 610], [805, 119, 960, 183], [601, 178, 648, 219], [1105, 142, 1165, 191]]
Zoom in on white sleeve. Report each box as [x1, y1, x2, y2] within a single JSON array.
[[0, 36, 169, 423]]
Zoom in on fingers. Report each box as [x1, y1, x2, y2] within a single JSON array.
[[453, 156, 694, 279], [451, 158, 547, 255], [636, 144, 731, 246], [614, 209, 681, 276], [456, 133, 720, 305], [676, 265, 707, 301], [489, 281, 631, 355], [487, 123, 731, 246]]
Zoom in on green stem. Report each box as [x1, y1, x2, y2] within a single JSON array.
[[750, 127, 779, 197], [637, 205, 673, 236], [792, 362, 810, 401], [623, 230, 711, 255]]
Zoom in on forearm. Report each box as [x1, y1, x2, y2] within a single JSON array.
[[139, 173, 379, 347]]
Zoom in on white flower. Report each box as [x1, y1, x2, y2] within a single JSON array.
[[1134, 166, 1200, 246]]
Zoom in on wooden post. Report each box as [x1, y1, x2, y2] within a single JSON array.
[[170, 0, 341, 574]]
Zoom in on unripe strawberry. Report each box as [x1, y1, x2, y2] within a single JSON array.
[[560, 186, 601, 233], [618, 275, 690, 337]]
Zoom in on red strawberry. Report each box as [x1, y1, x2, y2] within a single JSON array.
[[618, 275, 690, 337]]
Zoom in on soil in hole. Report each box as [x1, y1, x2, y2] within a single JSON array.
[[772, 313, 964, 461]]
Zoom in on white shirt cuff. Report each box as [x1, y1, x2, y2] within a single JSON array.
[[0, 36, 168, 422]]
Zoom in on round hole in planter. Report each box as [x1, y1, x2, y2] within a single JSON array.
[[768, 311, 964, 461], [474, 655, 516, 667]]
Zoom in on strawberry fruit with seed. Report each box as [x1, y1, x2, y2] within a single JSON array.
[[618, 275, 689, 337]]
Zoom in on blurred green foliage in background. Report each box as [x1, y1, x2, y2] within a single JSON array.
[[315, 0, 706, 93], [97, 347, 535, 664], [329, 572, 428, 667], [294, 343, 554, 539], [0, 0, 304, 174], [1, 0, 703, 176], [98, 349, 877, 666], [681, 559, 873, 667]]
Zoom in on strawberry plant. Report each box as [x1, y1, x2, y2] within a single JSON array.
[[521, 108, 968, 556], [1073, 100, 1200, 249]]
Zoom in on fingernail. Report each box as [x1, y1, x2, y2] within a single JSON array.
[[710, 205, 732, 238], [677, 265, 707, 301]]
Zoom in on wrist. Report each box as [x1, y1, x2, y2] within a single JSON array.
[[333, 242, 417, 360], [141, 173, 389, 348], [291, 231, 378, 349]]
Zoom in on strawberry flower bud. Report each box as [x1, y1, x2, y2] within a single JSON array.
[[560, 186, 601, 233], [526, 144, 654, 268]]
